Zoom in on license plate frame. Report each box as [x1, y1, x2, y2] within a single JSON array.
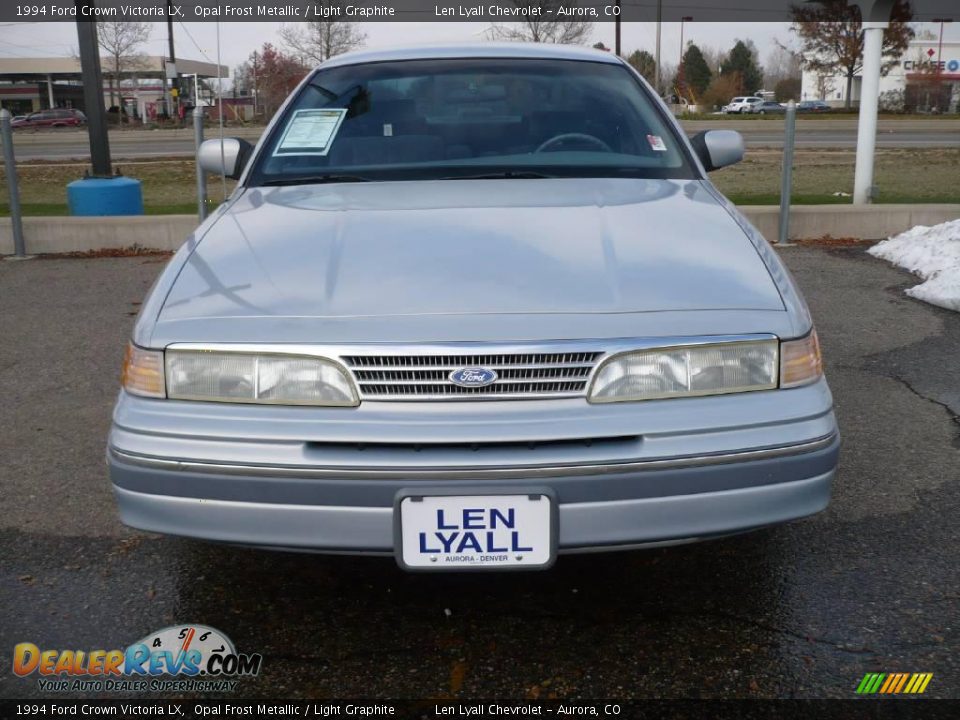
[[394, 487, 558, 572]]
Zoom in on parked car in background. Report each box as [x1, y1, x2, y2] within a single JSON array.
[[753, 101, 786, 114], [797, 100, 831, 113], [11, 108, 86, 129], [724, 96, 763, 114], [110, 43, 838, 571]]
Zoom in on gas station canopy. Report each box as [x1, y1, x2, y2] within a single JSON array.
[[0, 55, 228, 83]]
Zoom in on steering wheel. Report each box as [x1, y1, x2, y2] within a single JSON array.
[[535, 133, 613, 154]]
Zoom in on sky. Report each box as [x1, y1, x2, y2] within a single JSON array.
[[2, 20, 959, 79]]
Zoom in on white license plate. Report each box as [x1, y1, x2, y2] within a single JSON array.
[[398, 494, 554, 570]]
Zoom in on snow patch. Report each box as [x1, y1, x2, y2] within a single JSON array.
[[868, 219, 960, 312]]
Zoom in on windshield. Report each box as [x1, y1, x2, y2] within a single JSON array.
[[249, 58, 695, 185]]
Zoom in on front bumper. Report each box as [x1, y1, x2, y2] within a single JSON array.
[[112, 464, 835, 554], [108, 378, 839, 554]]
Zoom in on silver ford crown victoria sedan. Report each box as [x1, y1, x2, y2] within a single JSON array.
[[109, 43, 839, 570]]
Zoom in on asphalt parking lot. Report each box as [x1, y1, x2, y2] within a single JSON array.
[[0, 245, 958, 700]]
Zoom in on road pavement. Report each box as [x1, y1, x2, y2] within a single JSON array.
[[0, 247, 958, 699], [9, 118, 960, 161]]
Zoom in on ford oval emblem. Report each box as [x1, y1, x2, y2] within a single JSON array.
[[449, 367, 498, 388]]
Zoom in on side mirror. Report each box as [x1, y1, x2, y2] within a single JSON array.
[[689, 130, 744, 172], [198, 137, 254, 180]]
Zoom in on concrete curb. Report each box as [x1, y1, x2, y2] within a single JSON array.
[[745, 204, 960, 246], [0, 215, 196, 255], [2, 205, 959, 256]]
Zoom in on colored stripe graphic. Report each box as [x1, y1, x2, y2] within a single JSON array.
[[879, 674, 897, 694], [904, 674, 920, 694], [893, 673, 909, 693], [856, 672, 932, 694]]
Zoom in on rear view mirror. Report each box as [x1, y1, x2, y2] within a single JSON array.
[[198, 137, 254, 180], [689, 130, 745, 172]]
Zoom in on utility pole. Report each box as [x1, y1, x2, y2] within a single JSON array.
[[252, 51, 259, 118], [75, 8, 111, 177], [614, 0, 621, 56], [654, 0, 662, 94], [165, 0, 177, 118]]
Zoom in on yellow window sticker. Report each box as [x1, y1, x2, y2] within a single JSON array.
[[273, 109, 347, 156]]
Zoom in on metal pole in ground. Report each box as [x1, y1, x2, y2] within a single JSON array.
[[76, 14, 111, 177], [193, 106, 207, 222], [0, 109, 27, 258], [853, 22, 887, 205], [777, 100, 797, 246]]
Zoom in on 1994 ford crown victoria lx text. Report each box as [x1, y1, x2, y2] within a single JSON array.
[[109, 44, 839, 570]]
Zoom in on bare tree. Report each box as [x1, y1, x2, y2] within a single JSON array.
[[790, 0, 914, 109], [815, 70, 835, 101], [765, 39, 802, 88], [701, 46, 727, 78], [96, 21, 151, 108], [658, 60, 677, 97], [488, 0, 592, 44], [279, 12, 366, 65], [235, 44, 310, 118]]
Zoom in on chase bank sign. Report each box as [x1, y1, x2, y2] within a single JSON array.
[[903, 58, 960, 73]]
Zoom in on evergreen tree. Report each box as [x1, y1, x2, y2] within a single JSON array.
[[721, 40, 763, 95], [682, 43, 713, 97], [626, 50, 657, 85]]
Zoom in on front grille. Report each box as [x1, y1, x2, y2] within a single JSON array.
[[342, 351, 604, 400]]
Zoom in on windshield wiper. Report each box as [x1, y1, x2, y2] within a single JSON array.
[[443, 171, 556, 180], [261, 174, 373, 187]]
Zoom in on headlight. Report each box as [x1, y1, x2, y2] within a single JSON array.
[[588, 339, 778, 403], [121, 343, 166, 398], [780, 330, 822, 388], [165, 350, 359, 406]]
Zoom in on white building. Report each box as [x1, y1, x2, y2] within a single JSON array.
[[800, 38, 960, 112]]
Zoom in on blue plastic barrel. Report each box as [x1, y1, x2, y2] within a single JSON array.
[[67, 177, 144, 216]]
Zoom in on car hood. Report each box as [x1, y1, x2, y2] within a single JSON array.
[[152, 178, 786, 345]]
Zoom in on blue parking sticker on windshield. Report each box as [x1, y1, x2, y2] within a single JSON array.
[[273, 108, 347, 157]]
